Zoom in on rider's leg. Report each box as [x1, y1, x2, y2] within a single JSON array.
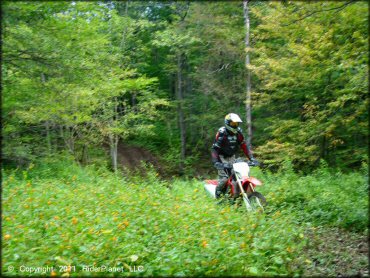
[[215, 174, 228, 199], [215, 155, 235, 199]]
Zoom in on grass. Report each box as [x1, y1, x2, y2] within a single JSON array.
[[1, 157, 368, 276], [260, 162, 368, 232]]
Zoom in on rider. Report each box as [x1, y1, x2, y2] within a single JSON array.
[[211, 113, 258, 199]]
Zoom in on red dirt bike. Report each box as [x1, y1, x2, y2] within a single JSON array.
[[204, 158, 266, 211]]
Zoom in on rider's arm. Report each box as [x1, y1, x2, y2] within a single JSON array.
[[238, 132, 254, 160], [211, 130, 225, 164], [211, 148, 221, 164], [241, 143, 253, 160], [212, 148, 229, 170]]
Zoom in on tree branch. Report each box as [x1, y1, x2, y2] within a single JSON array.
[[208, 63, 231, 74], [282, 0, 356, 27], [179, 1, 190, 22]]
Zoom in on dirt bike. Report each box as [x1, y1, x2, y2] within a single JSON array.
[[204, 158, 266, 212]]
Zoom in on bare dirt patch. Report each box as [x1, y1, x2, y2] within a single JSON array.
[[116, 142, 164, 175], [301, 227, 368, 277]]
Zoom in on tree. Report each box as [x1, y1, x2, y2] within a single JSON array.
[[3, 2, 111, 163], [243, 0, 253, 147], [151, 2, 200, 174], [251, 1, 368, 170]]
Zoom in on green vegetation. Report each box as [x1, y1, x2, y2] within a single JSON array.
[[2, 1, 368, 276], [2, 158, 368, 276], [3, 1, 368, 173], [263, 163, 368, 232]]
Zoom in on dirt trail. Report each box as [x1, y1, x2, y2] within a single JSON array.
[[116, 142, 164, 175], [302, 227, 368, 277]]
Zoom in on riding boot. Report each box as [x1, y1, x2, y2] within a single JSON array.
[[215, 178, 227, 199], [215, 189, 222, 199]]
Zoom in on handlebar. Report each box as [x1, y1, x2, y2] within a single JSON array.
[[234, 158, 259, 166], [248, 161, 259, 167], [215, 158, 260, 171]]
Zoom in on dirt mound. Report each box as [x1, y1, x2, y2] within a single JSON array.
[[116, 142, 163, 174]]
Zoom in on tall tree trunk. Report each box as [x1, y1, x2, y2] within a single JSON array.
[[60, 125, 73, 154], [184, 57, 194, 148], [109, 134, 118, 172], [41, 73, 52, 153], [81, 144, 88, 164], [110, 97, 119, 172], [243, 0, 253, 147], [45, 121, 51, 153], [125, 0, 129, 14], [177, 53, 186, 174], [69, 126, 75, 154], [167, 73, 176, 147]]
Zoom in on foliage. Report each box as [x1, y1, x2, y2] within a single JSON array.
[[251, 1, 368, 170], [2, 2, 368, 275], [2, 158, 368, 276], [3, 1, 368, 173], [2, 2, 168, 167], [260, 160, 369, 232]]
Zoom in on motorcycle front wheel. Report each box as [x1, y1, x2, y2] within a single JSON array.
[[248, 192, 266, 211]]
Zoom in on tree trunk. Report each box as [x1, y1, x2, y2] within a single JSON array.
[[167, 74, 176, 147], [184, 57, 194, 148], [68, 126, 75, 155], [243, 0, 253, 147], [109, 134, 118, 172], [60, 125, 69, 153], [131, 93, 137, 112], [41, 73, 52, 153], [177, 53, 186, 174], [82, 144, 88, 164], [45, 121, 51, 153], [125, 0, 129, 14], [120, 0, 129, 60], [109, 97, 119, 172]]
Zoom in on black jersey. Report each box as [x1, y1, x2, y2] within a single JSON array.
[[211, 127, 251, 163]]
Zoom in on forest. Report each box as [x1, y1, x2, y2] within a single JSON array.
[[2, 1, 368, 277]]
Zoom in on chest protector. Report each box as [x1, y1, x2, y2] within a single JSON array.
[[213, 127, 244, 157]]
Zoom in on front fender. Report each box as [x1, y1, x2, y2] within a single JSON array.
[[244, 176, 262, 187]]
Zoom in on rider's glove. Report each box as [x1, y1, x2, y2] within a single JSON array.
[[214, 162, 232, 170], [214, 162, 224, 170], [250, 158, 260, 166]]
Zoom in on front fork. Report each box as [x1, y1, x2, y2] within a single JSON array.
[[235, 173, 253, 211]]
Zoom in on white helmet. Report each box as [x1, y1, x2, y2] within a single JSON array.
[[224, 113, 242, 134]]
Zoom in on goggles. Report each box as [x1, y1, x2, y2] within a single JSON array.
[[230, 121, 239, 128]]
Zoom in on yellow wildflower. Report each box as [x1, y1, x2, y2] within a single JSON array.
[[201, 240, 208, 248], [72, 217, 78, 225]]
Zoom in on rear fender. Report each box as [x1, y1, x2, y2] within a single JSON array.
[[204, 180, 218, 186]]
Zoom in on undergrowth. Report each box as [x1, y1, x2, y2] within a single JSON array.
[[2, 157, 368, 276]]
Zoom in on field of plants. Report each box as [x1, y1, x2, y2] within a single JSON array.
[[3, 1, 368, 277], [2, 157, 368, 277]]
